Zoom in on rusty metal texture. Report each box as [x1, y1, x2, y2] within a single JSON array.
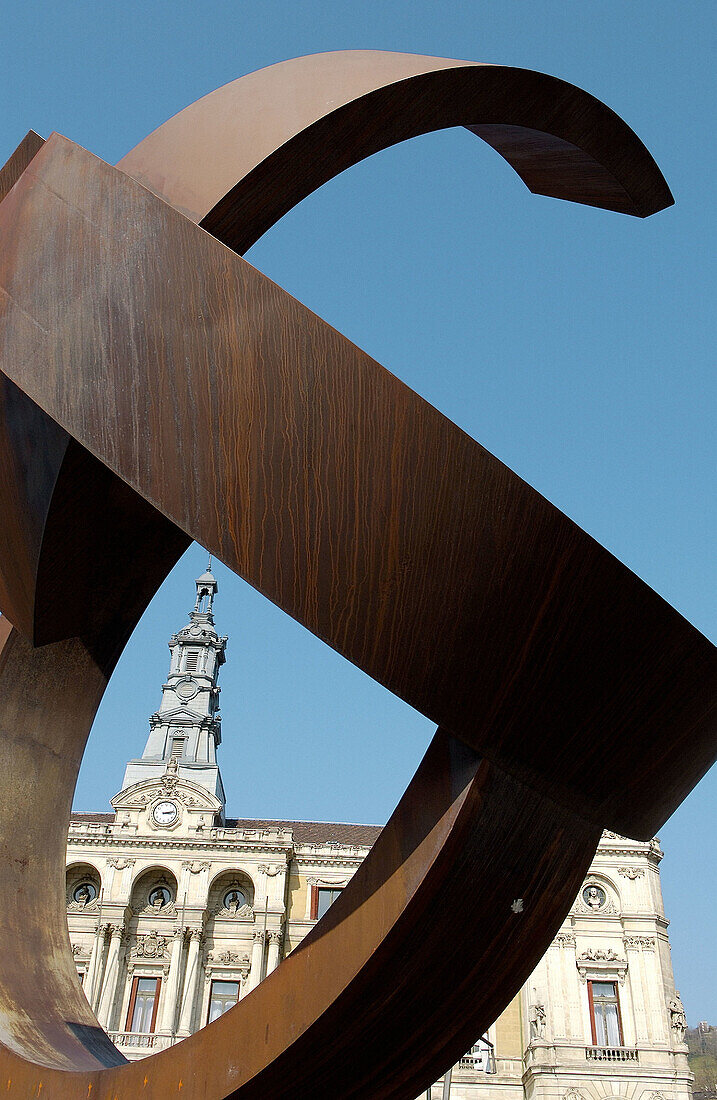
[[0, 51, 712, 1099]]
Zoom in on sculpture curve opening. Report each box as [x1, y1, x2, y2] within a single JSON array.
[[0, 51, 713, 1100], [118, 50, 674, 255]]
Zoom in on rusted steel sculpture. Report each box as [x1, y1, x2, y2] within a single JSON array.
[[0, 51, 713, 1099]]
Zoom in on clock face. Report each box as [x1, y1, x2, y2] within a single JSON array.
[[152, 800, 178, 826]]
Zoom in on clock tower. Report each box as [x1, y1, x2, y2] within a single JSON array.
[[120, 563, 228, 811]]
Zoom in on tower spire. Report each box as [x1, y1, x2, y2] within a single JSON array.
[[193, 561, 218, 618], [120, 563, 228, 814]]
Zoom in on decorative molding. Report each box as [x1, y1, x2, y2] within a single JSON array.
[[571, 897, 619, 916], [133, 931, 169, 958], [182, 860, 211, 873], [216, 903, 253, 919], [618, 867, 644, 879], [267, 930, 284, 945], [138, 900, 177, 916], [578, 947, 621, 962], [624, 936, 655, 950], [576, 947, 627, 983], [555, 932, 576, 947], [67, 898, 100, 913], [68, 833, 293, 855], [207, 949, 248, 967], [257, 863, 283, 877], [136, 877, 177, 916], [306, 876, 350, 888], [159, 771, 180, 796], [562, 1088, 585, 1100], [299, 857, 363, 868], [125, 793, 153, 807], [589, 846, 652, 860]]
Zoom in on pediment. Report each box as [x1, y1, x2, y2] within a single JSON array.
[[111, 773, 222, 813]]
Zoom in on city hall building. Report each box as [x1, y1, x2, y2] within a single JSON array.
[[66, 568, 693, 1100]]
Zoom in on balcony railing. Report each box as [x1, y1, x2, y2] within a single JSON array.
[[109, 1031, 177, 1052], [585, 1045, 639, 1062]]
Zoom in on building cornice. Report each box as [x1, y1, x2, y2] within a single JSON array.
[[67, 834, 294, 857], [293, 856, 365, 869]]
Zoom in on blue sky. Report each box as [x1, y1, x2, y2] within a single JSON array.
[[1, 1, 714, 1022]]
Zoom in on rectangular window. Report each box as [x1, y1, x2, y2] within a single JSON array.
[[311, 886, 344, 920], [126, 976, 161, 1034], [185, 649, 200, 672], [207, 980, 239, 1024], [588, 980, 623, 1046], [170, 736, 185, 760]]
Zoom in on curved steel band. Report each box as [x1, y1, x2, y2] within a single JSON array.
[[0, 51, 713, 1099]]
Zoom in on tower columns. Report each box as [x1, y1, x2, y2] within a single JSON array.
[[248, 930, 266, 990], [96, 923, 124, 1029], [176, 930, 203, 1037], [86, 922, 108, 1011], [266, 930, 283, 974], [159, 928, 186, 1035]]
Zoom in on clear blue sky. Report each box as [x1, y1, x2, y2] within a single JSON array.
[[1, 1, 714, 1023]]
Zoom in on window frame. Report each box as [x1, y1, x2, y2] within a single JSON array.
[[310, 884, 344, 920], [206, 978, 240, 1025], [587, 979, 624, 1047], [184, 649, 201, 672], [169, 735, 186, 760], [125, 975, 161, 1034]]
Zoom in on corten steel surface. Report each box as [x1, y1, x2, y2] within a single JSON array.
[[0, 51, 713, 1099]]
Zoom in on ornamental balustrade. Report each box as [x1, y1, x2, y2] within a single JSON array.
[[109, 1031, 178, 1052], [585, 1046, 639, 1063]]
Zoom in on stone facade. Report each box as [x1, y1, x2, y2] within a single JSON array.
[[66, 570, 693, 1099]]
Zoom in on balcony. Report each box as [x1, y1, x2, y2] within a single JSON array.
[[109, 1031, 178, 1054], [585, 1045, 639, 1063], [456, 1040, 497, 1075]]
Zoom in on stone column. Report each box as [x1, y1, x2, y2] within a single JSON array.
[[624, 939, 649, 1044], [248, 930, 265, 990], [176, 930, 203, 1037], [266, 930, 283, 975], [85, 923, 108, 1011], [96, 924, 124, 1028], [158, 927, 185, 1035]]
